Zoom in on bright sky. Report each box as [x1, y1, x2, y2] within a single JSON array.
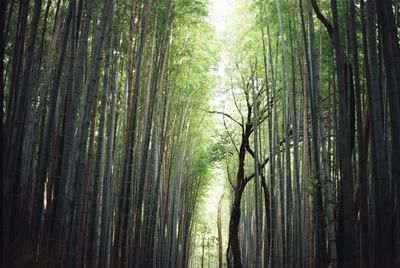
[[207, 0, 236, 109], [208, 0, 235, 35]]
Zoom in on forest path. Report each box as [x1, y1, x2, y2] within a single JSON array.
[[190, 0, 235, 266]]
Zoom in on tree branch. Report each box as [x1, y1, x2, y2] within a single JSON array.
[[309, 0, 335, 43], [223, 113, 240, 155], [226, 160, 235, 190], [201, 108, 243, 127], [245, 156, 270, 184], [232, 88, 244, 126]]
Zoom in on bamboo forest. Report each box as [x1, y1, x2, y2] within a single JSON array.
[[2, 0, 400, 267]]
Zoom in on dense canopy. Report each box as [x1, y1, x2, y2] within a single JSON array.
[[1, 0, 400, 267]]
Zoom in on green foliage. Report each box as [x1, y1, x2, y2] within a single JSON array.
[[208, 132, 233, 163]]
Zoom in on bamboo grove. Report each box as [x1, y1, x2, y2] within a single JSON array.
[[1, 0, 217, 266], [1, 0, 400, 268], [208, 0, 400, 267]]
